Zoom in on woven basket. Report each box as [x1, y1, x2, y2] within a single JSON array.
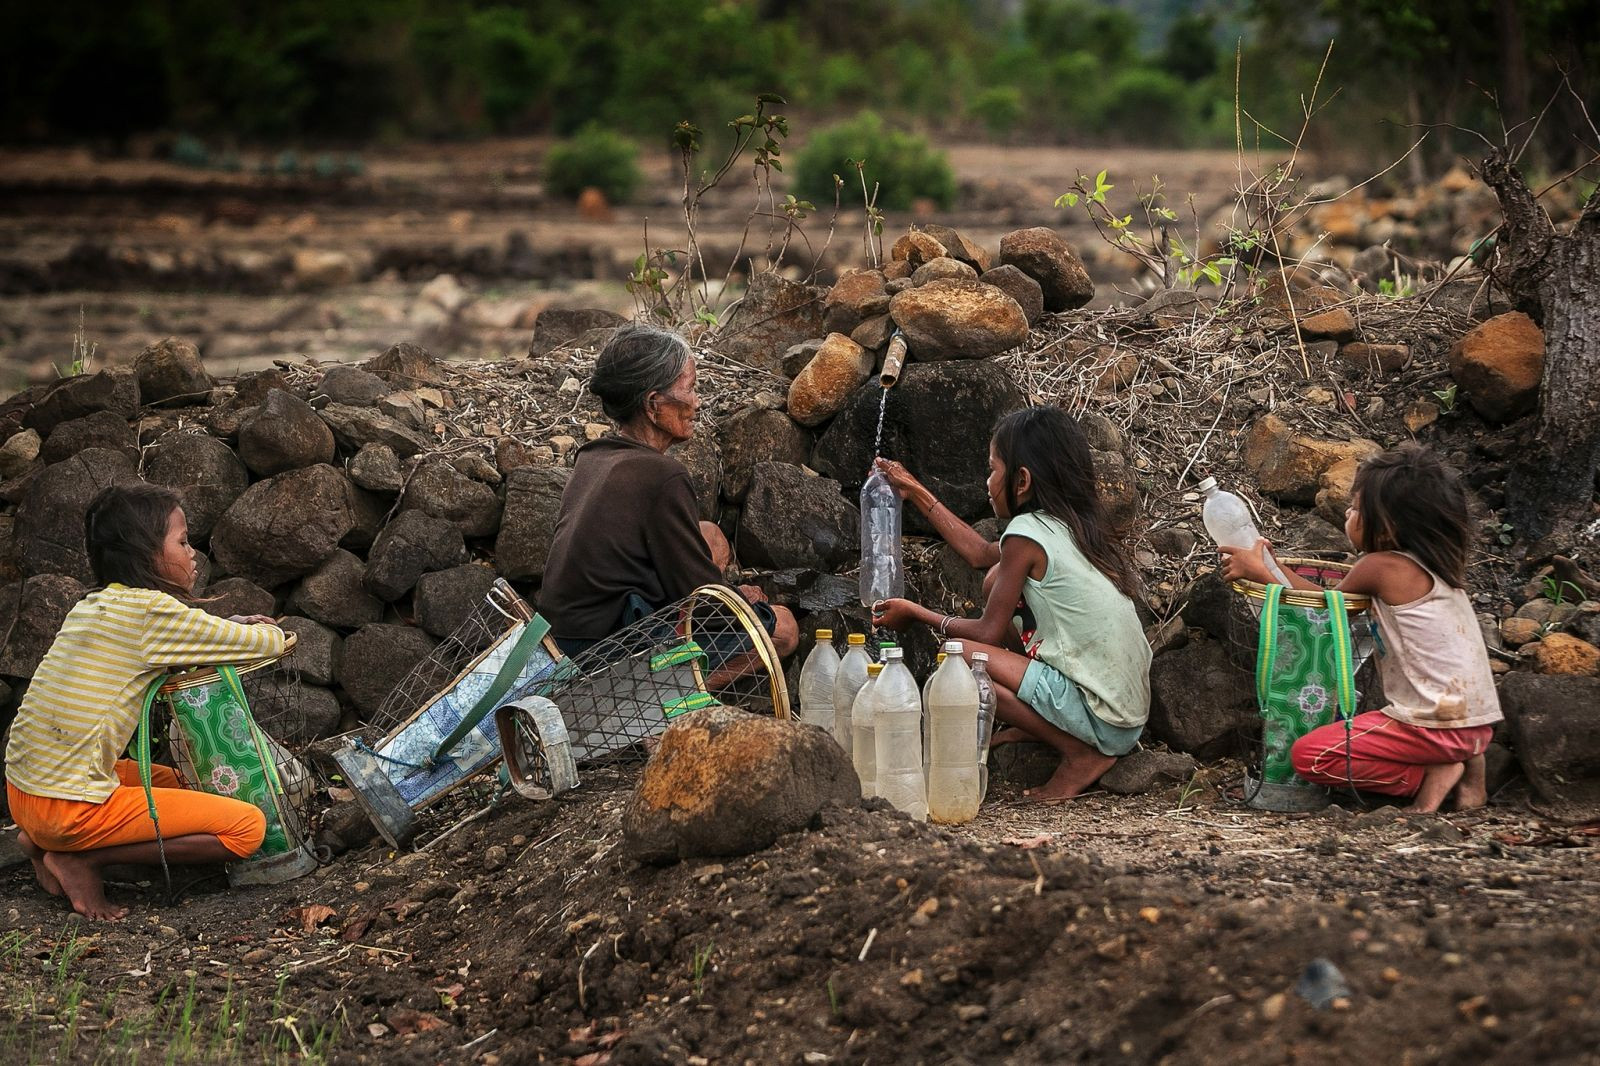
[[1229, 557, 1371, 613]]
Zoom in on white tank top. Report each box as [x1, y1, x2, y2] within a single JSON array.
[[1369, 552, 1502, 729]]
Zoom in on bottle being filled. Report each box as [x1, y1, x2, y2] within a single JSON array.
[[970, 652, 997, 804], [832, 634, 871, 749], [873, 647, 927, 821], [926, 643, 981, 823], [859, 468, 904, 607], [851, 662, 883, 798], [1198, 477, 1291, 585], [922, 651, 947, 779], [796, 629, 840, 731]]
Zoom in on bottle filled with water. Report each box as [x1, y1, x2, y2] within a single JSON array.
[[859, 468, 904, 607]]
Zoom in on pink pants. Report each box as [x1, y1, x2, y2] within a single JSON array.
[[1291, 711, 1494, 797]]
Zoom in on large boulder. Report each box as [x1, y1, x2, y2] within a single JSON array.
[[997, 227, 1094, 312], [1241, 414, 1381, 504], [199, 577, 276, 620], [494, 466, 569, 581], [888, 279, 1028, 361], [275, 616, 343, 686], [713, 272, 828, 374], [1447, 311, 1544, 423], [813, 360, 1026, 525], [287, 550, 384, 629], [364, 509, 467, 601], [319, 403, 430, 457], [40, 411, 137, 464], [737, 463, 857, 571], [22, 369, 140, 436], [1500, 673, 1600, 810], [237, 390, 337, 477], [13, 448, 138, 581], [134, 338, 215, 406], [401, 459, 501, 538], [1147, 638, 1258, 759], [144, 432, 250, 542], [621, 705, 860, 863], [210, 464, 356, 589], [0, 574, 87, 678], [527, 308, 627, 359], [717, 406, 811, 502], [1531, 633, 1600, 676], [671, 434, 722, 521], [415, 562, 499, 638], [787, 333, 875, 427], [239, 676, 342, 746], [339, 623, 440, 719]]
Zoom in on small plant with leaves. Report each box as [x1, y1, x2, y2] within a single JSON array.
[[1432, 383, 1459, 412], [57, 306, 97, 378], [1056, 171, 1237, 292], [691, 941, 716, 1000], [1377, 272, 1417, 298]]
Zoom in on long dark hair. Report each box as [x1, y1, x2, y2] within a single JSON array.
[[1350, 444, 1472, 589], [85, 482, 193, 600], [991, 406, 1138, 599]]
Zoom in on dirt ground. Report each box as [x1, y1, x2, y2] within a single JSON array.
[[4, 757, 1597, 1065]]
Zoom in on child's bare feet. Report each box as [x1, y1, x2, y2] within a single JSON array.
[[41, 852, 128, 921], [1404, 762, 1465, 814], [1451, 753, 1488, 810], [16, 830, 65, 898], [1023, 751, 1117, 804], [988, 727, 1031, 748]]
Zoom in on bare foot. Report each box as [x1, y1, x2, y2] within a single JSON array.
[[1403, 762, 1465, 814], [1452, 754, 1488, 810], [16, 830, 64, 898], [41, 852, 128, 921], [988, 727, 1031, 748], [1023, 751, 1118, 804]]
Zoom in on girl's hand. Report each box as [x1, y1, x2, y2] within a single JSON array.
[[1218, 539, 1276, 584], [229, 614, 278, 626], [870, 598, 919, 631], [736, 584, 768, 605], [873, 458, 925, 501]]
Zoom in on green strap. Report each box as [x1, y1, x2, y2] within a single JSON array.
[[650, 641, 705, 672], [663, 691, 718, 718], [1254, 583, 1282, 712], [429, 614, 551, 764], [1325, 590, 1357, 720], [132, 675, 167, 827]]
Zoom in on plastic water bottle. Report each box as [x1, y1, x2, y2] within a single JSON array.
[[970, 652, 997, 803], [926, 648, 981, 823], [859, 468, 904, 607], [797, 629, 840, 731], [1198, 476, 1292, 585], [832, 634, 870, 748], [851, 663, 882, 798], [873, 648, 927, 821], [922, 651, 947, 779]]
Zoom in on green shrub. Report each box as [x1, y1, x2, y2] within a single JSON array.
[[968, 86, 1024, 139], [793, 111, 956, 212], [543, 125, 642, 203], [1097, 67, 1192, 142]]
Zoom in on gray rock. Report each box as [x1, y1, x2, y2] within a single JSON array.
[[275, 616, 343, 686], [287, 550, 384, 629], [317, 799, 379, 855], [144, 432, 250, 542], [998, 227, 1094, 312], [134, 338, 215, 406], [319, 403, 430, 457], [717, 406, 812, 502], [401, 459, 501, 538], [1147, 638, 1258, 759], [780, 339, 823, 380], [22, 369, 140, 436], [199, 577, 276, 620], [0, 574, 87, 677], [622, 705, 860, 863], [210, 464, 356, 589], [714, 273, 828, 374], [670, 434, 722, 521], [13, 448, 137, 582], [737, 463, 857, 571], [850, 313, 897, 351], [1501, 672, 1600, 809], [238, 390, 337, 476], [362, 342, 443, 387], [1099, 749, 1197, 795], [987, 742, 1058, 789], [415, 562, 499, 638], [339, 623, 440, 719], [240, 676, 342, 746], [340, 482, 389, 555], [40, 411, 137, 464], [932, 518, 1000, 610], [527, 308, 628, 359], [1137, 289, 1210, 328], [363, 510, 467, 601], [318, 365, 391, 406], [1078, 410, 1125, 453], [494, 466, 569, 581], [978, 264, 1044, 326]]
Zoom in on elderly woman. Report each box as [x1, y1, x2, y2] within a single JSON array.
[[539, 324, 798, 660]]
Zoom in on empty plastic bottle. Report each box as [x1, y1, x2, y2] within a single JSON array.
[[922, 651, 948, 779], [851, 663, 883, 798], [970, 652, 997, 803], [874, 648, 927, 820], [797, 629, 840, 731], [859, 468, 904, 607], [926, 647, 981, 823], [832, 634, 871, 749], [1198, 477, 1292, 584]]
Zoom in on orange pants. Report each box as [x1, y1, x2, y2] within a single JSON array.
[[7, 761, 265, 859]]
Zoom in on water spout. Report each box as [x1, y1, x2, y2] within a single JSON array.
[[879, 331, 908, 388]]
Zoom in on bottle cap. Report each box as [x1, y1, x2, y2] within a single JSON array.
[[847, 633, 866, 645], [880, 641, 897, 648], [885, 647, 904, 660], [815, 629, 833, 639], [867, 663, 884, 677], [942, 640, 963, 654], [1197, 476, 1217, 493], [972, 652, 989, 662]]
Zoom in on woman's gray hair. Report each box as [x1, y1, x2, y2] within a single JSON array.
[[588, 324, 692, 423]]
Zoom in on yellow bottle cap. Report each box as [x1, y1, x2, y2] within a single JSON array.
[[935, 653, 946, 664], [815, 629, 833, 639], [847, 633, 866, 645], [867, 663, 884, 676]]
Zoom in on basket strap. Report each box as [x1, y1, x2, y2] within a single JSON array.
[[1254, 582, 1283, 711], [650, 641, 706, 672], [131, 675, 168, 827], [1325, 590, 1357, 721], [429, 613, 552, 764]]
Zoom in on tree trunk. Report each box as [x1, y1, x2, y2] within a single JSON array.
[[1481, 150, 1600, 548]]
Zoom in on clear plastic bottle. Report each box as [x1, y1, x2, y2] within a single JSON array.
[[797, 629, 841, 731], [922, 651, 948, 779], [1199, 476, 1291, 584], [832, 634, 871, 749], [926, 648, 981, 823], [851, 663, 882, 798], [859, 468, 904, 607], [970, 652, 997, 804], [873, 648, 927, 821]]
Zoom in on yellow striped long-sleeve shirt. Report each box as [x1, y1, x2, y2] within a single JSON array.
[[4, 584, 286, 803]]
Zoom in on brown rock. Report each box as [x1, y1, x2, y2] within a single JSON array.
[[1447, 311, 1544, 423], [888, 279, 1029, 361], [1092, 449, 1140, 532], [822, 270, 889, 336], [1500, 673, 1600, 808], [134, 338, 216, 407], [979, 265, 1044, 326], [363, 510, 467, 601], [0, 574, 87, 677], [913, 225, 991, 273], [319, 403, 430, 457], [850, 313, 896, 351], [275, 616, 342, 685], [13, 449, 138, 582], [1340, 342, 1410, 374], [527, 308, 627, 360], [882, 260, 914, 281], [40, 411, 137, 464], [238, 390, 337, 476], [1242, 414, 1381, 504], [1532, 632, 1600, 676], [348, 443, 404, 493], [714, 273, 827, 375], [210, 465, 357, 588], [997, 227, 1093, 312], [400, 459, 501, 538], [1402, 400, 1440, 433], [363, 341, 443, 387], [287, 550, 383, 629], [1499, 617, 1542, 648], [670, 433, 721, 520], [22, 369, 141, 437], [911, 257, 978, 286], [717, 406, 812, 501], [494, 466, 569, 581], [317, 365, 390, 406], [1313, 456, 1362, 526], [144, 431, 249, 541], [889, 231, 947, 268], [787, 333, 874, 427], [339, 623, 440, 719], [0, 429, 41, 480], [1072, 344, 1140, 392], [780, 339, 823, 380], [1298, 308, 1358, 342], [200, 576, 276, 620]]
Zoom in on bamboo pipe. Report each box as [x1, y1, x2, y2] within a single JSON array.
[[879, 331, 908, 387]]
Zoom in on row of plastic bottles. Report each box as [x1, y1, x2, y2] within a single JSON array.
[[796, 630, 996, 824]]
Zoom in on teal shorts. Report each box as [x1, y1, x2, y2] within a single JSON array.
[[1017, 660, 1144, 757]]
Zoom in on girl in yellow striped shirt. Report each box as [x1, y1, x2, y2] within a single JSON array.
[[6, 483, 285, 920]]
